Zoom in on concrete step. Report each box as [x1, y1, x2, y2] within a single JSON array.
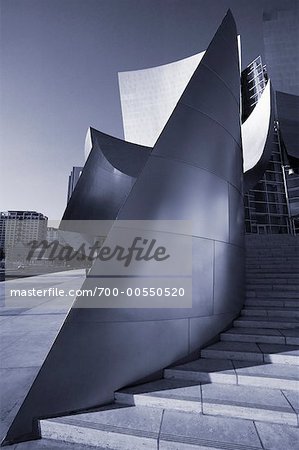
[[245, 299, 298, 307], [246, 290, 298, 298], [246, 279, 299, 285], [201, 341, 299, 365], [246, 250, 299, 254], [164, 358, 299, 391], [246, 284, 299, 291], [246, 254, 299, 258], [40, 406, 284, 450], [221, 328, 299, 345], [280, 329, 299, 345], [115, 379, 298, 426], [246, 274, 299, 281], [201, 383, 298, 426], [221, 328, 287, 345], [234, 316, 299, 329], [246, 259, 299, 264], [241, 308, 299, 318], [246, 266, 299, 272], [115, 378, 201, 413], [246, 268, 299, 274]]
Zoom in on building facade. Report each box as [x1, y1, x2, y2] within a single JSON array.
[[4, 12, 247, 445], [242, 53, 299, 234], [67, 166, 83, 202], [0, 211, 48, 254]]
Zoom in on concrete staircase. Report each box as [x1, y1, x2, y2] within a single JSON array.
[[40, 235, 299, 450]]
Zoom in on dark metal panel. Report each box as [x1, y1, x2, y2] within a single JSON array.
[[199, 11, 240, 101], [180, 64, 241, 145], [276, 91, 299, 162], [189, 312, 237, 353], [3, 11, 244, 446], [64, 234, 213, 322], [154, 103, 242, 190], [213, 241, 245, 314], [229, 183, 244, 247], [243, 84, 275, 192], [191, 237, 214, 317], [117, 156, 229, 242], [62, 129, 151, 223], [90, 128, 151, 177]]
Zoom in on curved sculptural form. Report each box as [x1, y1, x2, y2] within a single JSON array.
[[3, 11, 245, 445], [242, 81, 274, 191], [61, 128, 151, 223], [117, 36, 273, 193]]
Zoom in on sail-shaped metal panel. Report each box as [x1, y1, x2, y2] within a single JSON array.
[[3, 11, 245, 446]]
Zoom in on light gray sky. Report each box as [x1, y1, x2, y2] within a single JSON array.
[[0, 0, 277, 219]]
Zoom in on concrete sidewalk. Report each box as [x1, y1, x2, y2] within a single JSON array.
[[0, 269, 86, 448]]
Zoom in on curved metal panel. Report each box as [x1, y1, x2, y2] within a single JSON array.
[[3, 11, 245, 446], [118, 52, 205, 147], [242, 81, 274, 191], [62, 127, 151, 224], [276, 91, 299, 163]]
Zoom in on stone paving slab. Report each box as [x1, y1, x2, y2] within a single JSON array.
[[233, 360, 299, 390], [0, 269, 85, 444], [41, 405, 163, 450], [201, 341, 263, 362], [160, 409, 262, 449], [201, 383, 297, 425], [255, 422, 299, 450], [282, 389, 299, 414], [12, 438, 101, 449], [164, 358, 237, 384], [116, 378, 201, 413]]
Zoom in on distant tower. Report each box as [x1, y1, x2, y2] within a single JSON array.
[[67, 167, 83, 202], [263, 0, 299, 96]]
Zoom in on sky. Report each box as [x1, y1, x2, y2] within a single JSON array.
[[0, 0, 281, 219]]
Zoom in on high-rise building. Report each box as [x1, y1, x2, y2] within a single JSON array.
[[67, 166, 83, 202], [242, 0, 299, 234], [0, 211, 48, 249], [242, 57, 290, 234], [263, 0, 299, 96]]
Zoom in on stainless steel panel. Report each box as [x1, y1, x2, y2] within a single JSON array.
[[154, 103, 241, 189], [180, 64, 241, 144], [4, 11, 245, 445], [229, 183, 245, 247], [118, 156, 229, 242], [189, 312, 237, 353], [213, 241, 245, 314]]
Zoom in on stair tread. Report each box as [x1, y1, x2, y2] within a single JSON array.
[[41, 404, 163, 440], [40, 406, 270, 450], [165, 358, 299, 382], [201, 383, 295, 413], [223, 328, 283, 336], [116, 378, 201, 408], [203, 341, 299, 355], [115, 379, 298, 426], [242, 307, 299, 311], [203, 341, 262, 353], [236, 316, 299, 323], [116, 378, 295, 413], [40, 236, 299, 449]]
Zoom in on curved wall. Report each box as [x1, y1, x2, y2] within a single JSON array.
[[118, 52, 205, 148], [3, 11, 245, 446], [118, 38, 273, 184], [242, 81, 274, 191], [62, 127, 151, 223]]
